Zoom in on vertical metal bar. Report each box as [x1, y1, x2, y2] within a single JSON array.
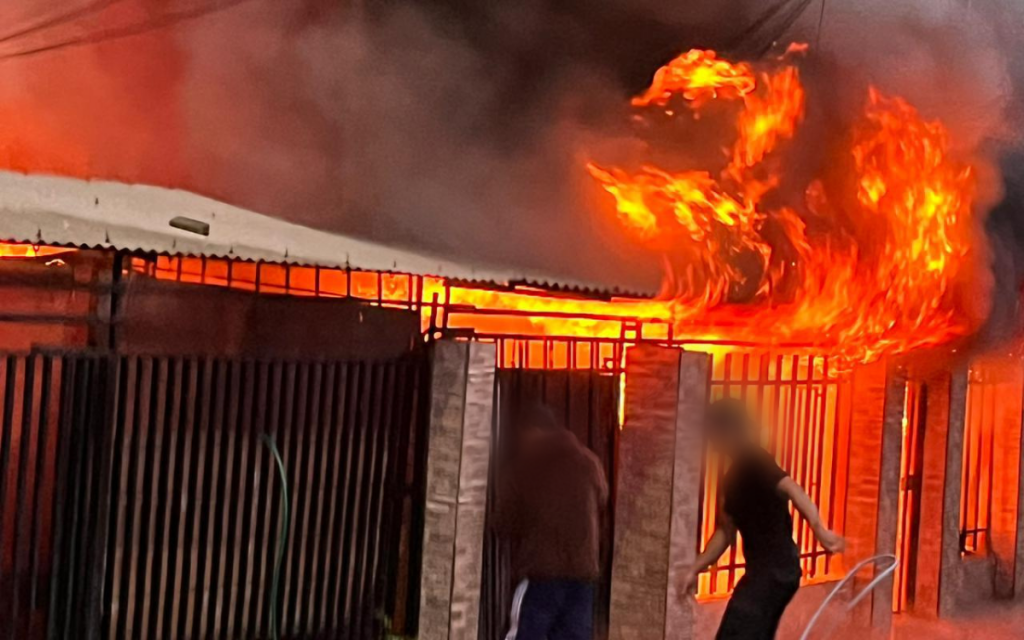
[[8, 356, 35, 639], [824, 374, 844, 576], [317, 363, 349, 630], [133, 358, 167, 636], [330, 363, 368, 631], [27, 356, 54, 628], [259, 362, 296, 636], [297, 363, 329, 634], [811, 359, 830, 577], [204, 359, 236, 638], [107, 357, 141, 640], [113, 357, 149, 640], [984, 377, 996, 549], [84, 355, 121, 640], [0, 357, 16, 608], [363, 363, 398, 638], [225, 359, 257, 638], [145, 358, 181, 639], [306, 363, 337, 632], [168, 359, 203, 639], [189, 359, 224, 637], [283, 363, 316, 634], [960, 377, 973, 548], [46, 357, 77, 640], [352, 363, 387, 636], [240, 362, 274, 636], [341, 363, 374, 632], [66, 358, 99, 639], [213, 359, 245, 638]]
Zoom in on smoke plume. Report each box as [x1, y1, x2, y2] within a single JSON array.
[[0, 0, 1019, 302]]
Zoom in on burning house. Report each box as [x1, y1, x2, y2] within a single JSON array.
[[0, 32, 1021, 640]]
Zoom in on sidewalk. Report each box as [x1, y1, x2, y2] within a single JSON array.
[[893, 601, 1024, 639]]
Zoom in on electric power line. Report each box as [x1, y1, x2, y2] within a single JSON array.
[[0, 0, 262, 62], [0, 1, 127, 47], [816, 0, 828, 50]]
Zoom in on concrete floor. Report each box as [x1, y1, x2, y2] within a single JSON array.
[[892, 602, 1024, 639]]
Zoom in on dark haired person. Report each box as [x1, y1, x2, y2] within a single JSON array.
[[495, 406, 609, 640], [684, 398, 845, 640]]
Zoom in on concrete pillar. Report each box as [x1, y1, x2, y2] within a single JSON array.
[[913, 367, 967, 618], [844, 360, 905, 633], [417, 341, 496, 640], [608, 347, 710, 640], [984, 359, 1024, 598]]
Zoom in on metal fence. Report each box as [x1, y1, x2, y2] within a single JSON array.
[[960, 367, 998, 555], [894, 380, 926, 613], [0, 351, 427, 640], [697, 353, 852, 597]]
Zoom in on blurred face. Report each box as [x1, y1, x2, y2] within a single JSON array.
[[705, 400, 758, 457]]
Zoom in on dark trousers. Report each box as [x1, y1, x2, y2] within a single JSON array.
[[716, 567, 801, 640], [506, 579, 594, 640]]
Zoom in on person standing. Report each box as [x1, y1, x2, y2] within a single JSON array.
[[683, 397, 845, 640], [495, 405, 609, 640]]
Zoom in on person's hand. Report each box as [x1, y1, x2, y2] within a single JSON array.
[[679, 565, 700, 601], [814, 526, 845, 554]]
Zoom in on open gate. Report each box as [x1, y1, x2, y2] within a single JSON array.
[[478, 369, 620, 640]]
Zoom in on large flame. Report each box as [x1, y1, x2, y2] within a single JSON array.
[[586, 48, 980, 363]]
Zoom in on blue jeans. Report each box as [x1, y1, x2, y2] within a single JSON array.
[[506, 579, 594, 640]]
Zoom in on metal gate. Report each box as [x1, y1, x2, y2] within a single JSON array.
[[478, 369, 620, 640], [0, 351, 428, 640], [894, 380, 926, 613]]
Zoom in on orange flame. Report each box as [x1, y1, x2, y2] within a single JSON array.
[[632, 50, 756, 108], [588, 48, 980, 363], [0, 242, 74, 259]]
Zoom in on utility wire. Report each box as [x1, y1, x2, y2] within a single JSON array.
[[0, 1, 126, 47], [0, 0, 260, 62], [816, 0, 828, 50], [727, 0, 816, 59]]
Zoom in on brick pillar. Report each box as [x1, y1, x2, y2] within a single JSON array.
[[843, 360, 905, 633], [608, 347, 710, 640], [913, 367, 967, 618], [984, 359, 1024, 598], [417, 341, 496, 640]]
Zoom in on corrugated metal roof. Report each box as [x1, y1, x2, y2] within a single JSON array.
[[0, 171, 651, 297]]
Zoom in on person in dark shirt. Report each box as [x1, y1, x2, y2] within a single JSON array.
[[683, 398, 845, 640], [495, 405, 609, 640]]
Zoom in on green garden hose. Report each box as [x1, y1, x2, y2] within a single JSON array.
[[260, 433, 290, 640]]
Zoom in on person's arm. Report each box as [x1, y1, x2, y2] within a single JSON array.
[[683, 509, 736, 594], [777, 476, 845, 553]]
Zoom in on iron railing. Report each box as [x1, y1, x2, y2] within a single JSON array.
[[0, 351, 428, 640], [894, 380, 926, 613], [960, 367, 998, 555], [697, 353, 852, 597]]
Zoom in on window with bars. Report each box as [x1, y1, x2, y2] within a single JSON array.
[[960, 366, 999, 554], [696, 352, 852, 598]]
